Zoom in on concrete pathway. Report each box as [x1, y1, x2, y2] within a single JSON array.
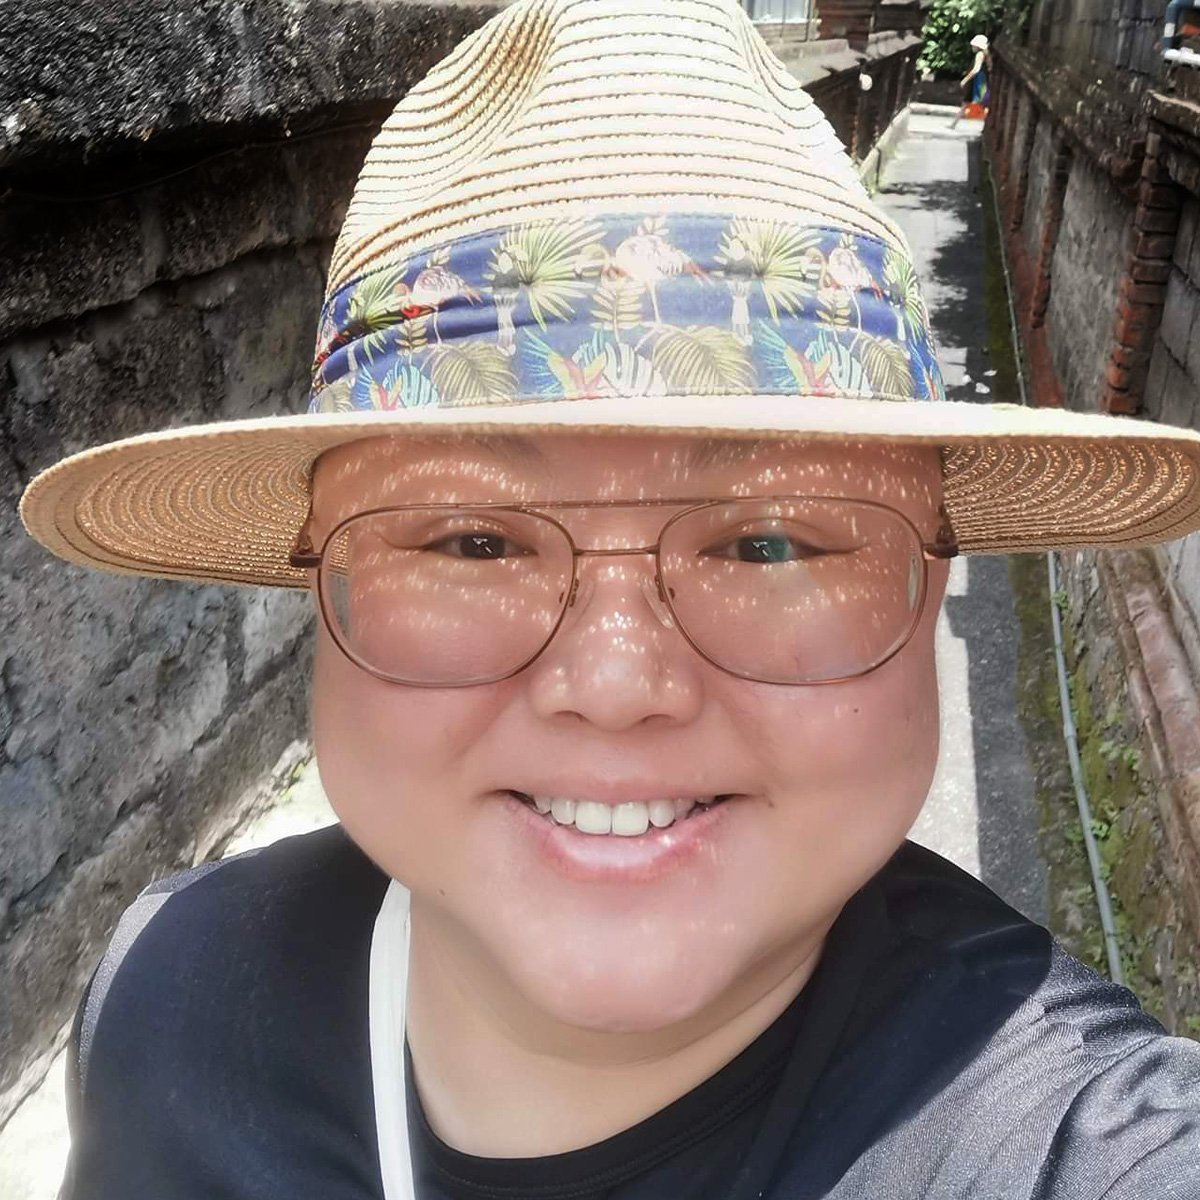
[[0, 106, 1055, 1199], [887, 110, 1049, 924]]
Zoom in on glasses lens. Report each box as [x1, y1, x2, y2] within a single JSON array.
[[661, 499, 925, 684], [321, 508, 573, 685]]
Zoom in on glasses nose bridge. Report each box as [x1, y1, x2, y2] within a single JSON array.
[[566, 544, 672, 615], [573, 544, 659, 560]]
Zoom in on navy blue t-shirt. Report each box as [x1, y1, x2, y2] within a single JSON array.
[[62, 827, 1200, 1198]]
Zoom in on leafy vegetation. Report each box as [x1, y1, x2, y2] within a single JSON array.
[[917, 0, 1006, 77]]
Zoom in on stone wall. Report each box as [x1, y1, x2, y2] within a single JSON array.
[[1054, 548, 1200, 1032], [1021, 116, 1054, 262], [0, 0, 499, 1127], [1025, 0, 1163, 82], [1150, 196, 1200, 686], [985, 3, 1200, 1033], [1044, 157, 1131, 413], [0, 0, 924, 1129]]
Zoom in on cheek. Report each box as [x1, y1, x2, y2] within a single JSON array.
[[734, 628, 941, 892], [311, 625, 498, 881]]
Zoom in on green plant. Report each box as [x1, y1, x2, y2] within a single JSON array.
[[917, 0, 1006, 77]]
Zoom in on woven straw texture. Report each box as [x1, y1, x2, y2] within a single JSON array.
[[17, 0, 1200, 586], [328, 0, 890, 294]]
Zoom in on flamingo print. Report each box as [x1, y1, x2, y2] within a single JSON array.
[[575, 217, 706, 325], [408, 248, 482, 343], [825, 243, 884, 331]]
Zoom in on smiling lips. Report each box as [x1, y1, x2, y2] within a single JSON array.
[[511, 792, 730, 836]]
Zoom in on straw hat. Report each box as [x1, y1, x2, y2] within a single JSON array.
[[970, 34, 990, 52], [19, 0, 1200, 587]]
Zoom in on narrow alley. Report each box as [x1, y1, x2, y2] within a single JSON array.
[[882, 109, 1049, 926]]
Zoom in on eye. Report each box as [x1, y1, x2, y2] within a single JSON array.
[[425, 531, 531, 559], [704, 530, 825, 564]]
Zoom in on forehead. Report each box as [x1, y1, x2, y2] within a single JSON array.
[[310, 433, 943, 524]]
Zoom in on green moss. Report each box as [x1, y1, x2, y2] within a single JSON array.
[[1007, 559, 1200, 1034], [1008, 555, 1108, 972]]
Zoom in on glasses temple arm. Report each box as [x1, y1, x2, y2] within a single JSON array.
[[289, 508, 321, 569], [923, 504, 959, 560]]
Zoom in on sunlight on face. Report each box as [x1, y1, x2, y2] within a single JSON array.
[[309, 434, 948, 1034]]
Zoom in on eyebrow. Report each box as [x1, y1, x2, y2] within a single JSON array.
[[684, 437, 773, 469], [468, 434, 769, 470], [470, 435, 549, 465]]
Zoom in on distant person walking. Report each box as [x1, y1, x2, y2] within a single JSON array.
[[960, 33, 990, 119]]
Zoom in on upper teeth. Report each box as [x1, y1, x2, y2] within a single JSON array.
[[529, 796, 707, 836]]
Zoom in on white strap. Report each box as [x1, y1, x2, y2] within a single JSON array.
[[369, 880, 416, 1200]]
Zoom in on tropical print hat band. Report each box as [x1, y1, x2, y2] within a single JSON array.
[[18, 0, 1200, 587], [310, 216, 945, 415]]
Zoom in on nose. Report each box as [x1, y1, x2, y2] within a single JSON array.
[[523, 557, 706, 732]]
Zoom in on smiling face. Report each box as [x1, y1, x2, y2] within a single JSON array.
[[309, 433, 948, 1038]]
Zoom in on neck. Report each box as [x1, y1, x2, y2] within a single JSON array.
[[404, 901, 827, 1158]]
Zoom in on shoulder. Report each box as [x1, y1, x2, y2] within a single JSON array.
[[873, 841, 1173, 1067], [78, 823, 388, 1073], [844, 843, 1200, 1196], [65, 824, 389, 1198]]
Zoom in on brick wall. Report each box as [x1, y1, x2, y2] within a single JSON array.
[[818, 0, 876, 49], [1007, 90, 1038, 232]]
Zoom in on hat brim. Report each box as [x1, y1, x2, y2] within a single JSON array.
[[19, 394, 1200, 588]]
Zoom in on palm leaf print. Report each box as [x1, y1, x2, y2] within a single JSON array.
[[716, 218, 823, 322], [494, 220, 604, 329], [347, 266, 409, 330], [429, 340, 517, 405], [345, 265, 414, 365], [385, 363, 439, 409], [756, 322, 810, 392], [882, 248, 927, 340], [647, 326, 754, 394], [311, 378, 355, 414], [816, 288, 854, 329], [525, 333, 609, 398], [574, 331, 666, 397], [810, 330, 868, 396], [855, 332, 914, 397], [395, 313, 428, 358], [591, 276, 644, 336]]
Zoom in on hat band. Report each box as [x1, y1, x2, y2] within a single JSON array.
[[309, 214, 945, 413]]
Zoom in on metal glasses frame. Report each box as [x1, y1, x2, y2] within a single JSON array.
[[289, 496, 959, 688]]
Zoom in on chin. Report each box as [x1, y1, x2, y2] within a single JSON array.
[[540, 976, 717, 1036], [499, 928, 740, 1036]]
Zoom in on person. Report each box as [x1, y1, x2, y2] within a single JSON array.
[[961, 32, 991, 119], [18, 0, 1200, 1196]]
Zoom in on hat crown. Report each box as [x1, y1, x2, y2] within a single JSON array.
[[328, 0, 896, 295]]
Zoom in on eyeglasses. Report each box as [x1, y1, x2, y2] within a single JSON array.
[[290, 496, 958, 688]]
